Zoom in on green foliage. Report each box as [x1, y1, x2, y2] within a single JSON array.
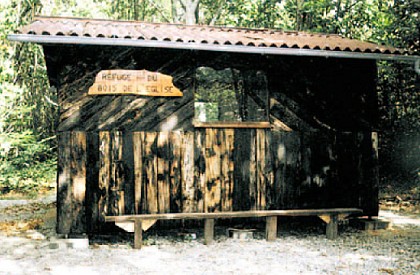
[[0, 162, 56, 196], [195, 67, 268, 122], [40, 0, 109, 18], [0, 137, 56, 195], [0, 0, 57, 195], [105, 0, 168, 21], [195, 68, 239, 121], [224, 0, 279, 28], [375, 1, 419, 186]]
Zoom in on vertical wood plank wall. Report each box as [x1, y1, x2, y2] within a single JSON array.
[[57, 131, 87, 234], [57, 129, 378, 234]]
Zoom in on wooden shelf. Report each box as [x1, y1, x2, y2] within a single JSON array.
[[193, 121, 271, 129]]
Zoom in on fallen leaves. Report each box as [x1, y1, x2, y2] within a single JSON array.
[[0, 219, 43, 236], [378, 267, 394, 274], [0, 200, 55, 237]]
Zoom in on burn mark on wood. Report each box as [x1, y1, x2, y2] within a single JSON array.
[[57, 132, 87, 234], [123, 132, 134, 214], [86, 132, 99, 233]]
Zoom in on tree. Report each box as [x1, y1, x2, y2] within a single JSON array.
[[0, 0, 57, 194], [375, 0, 419, 188], [171, 0, 200, 24]]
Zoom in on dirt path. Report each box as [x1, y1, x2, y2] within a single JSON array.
[[0, 197, 419, 275]]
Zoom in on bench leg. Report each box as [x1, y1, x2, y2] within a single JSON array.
[[326, 215, 338, 239], [265, 216, 277, 241], [204, 219, 214, 245], [134, 219, 143, 249]]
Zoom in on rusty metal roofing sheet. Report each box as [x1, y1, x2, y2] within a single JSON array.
[[10, 16, 418, 59]]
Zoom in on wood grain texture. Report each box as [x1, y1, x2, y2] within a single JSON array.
[[88, 69, 183, 97], [109, 132, 124, 215], [61, 129, 379, 233], [143, 132, 158, 214], [133, 132, 143, 214], [194, 129, 206, 213], [169, 131, 182, 213], [86, 132, 100, 233], [57, 132, 72, 234], [134, 219, 143, 249], [98, 131, 111, 219], [54, 49, 195, 133], [204, 219, 215, 245], [123, 132, 134, 214], [265, 216, 277, 241], [157, 132, 170, 213], [249, 129, 257, 210], [182, 132, 195, 213], [70, 131, 87, 233], [193, 121, 270, 129], [220, 129, 234, 211], [326, 215, 338, 239], [105, 208, 363, 221], [256, 129, 267, 210], [48, 46, 380, 234], [263, 131, 275, 209], [205, 129, 222, 213]]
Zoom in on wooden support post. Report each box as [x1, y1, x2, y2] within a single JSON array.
[[134, 219, 143, 249], [326, 215, 338, 239], [204, 219, 215, 245], [265, 216, 277, 241]]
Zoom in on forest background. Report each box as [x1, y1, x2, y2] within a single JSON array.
[[0, 0, 418, 198]]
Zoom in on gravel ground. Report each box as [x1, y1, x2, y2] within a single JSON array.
[[0, 197, 419, 275]]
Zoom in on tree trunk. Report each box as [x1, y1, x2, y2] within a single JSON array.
[[185, 0, 199, 24]]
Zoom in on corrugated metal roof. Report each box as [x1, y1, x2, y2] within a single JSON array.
[[9, 16, 419, 61]]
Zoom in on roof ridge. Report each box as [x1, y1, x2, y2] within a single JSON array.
[[14, 15, 411, 57], [33, 15, 347, 38]]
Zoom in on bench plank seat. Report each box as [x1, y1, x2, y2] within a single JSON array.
[[105, 208, 362, 222], [105, 208, 362, 249]]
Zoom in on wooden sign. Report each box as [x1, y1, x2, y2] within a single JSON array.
[[88, 70, 183, 97]]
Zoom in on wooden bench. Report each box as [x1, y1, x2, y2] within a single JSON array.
[[105, 208, 362, 249]]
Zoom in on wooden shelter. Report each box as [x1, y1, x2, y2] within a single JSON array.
[[9, 17, 419, 235]]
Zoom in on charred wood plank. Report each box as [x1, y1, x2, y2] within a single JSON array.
[[98, 132, 111, 219], [256, 129, 267, 210], [264, 130, 275, 209], [182, 132, 196, 213], [205, 129, 222, 213], [194, 129, 206, 213], [86, 132, 100, 233], [69, 131, 87, 233], [169, 131, 182, 213], [123, 132, 135, 214], [157, 132, 170, 213], [143, 132, 158, 214], [220, 129, 234, 211], [233, 129, 252, 210], [57, 132, 72, 234], [109, 131, 124, 215], [133, 132, 144, 214], [249, 129, 257, 210]]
